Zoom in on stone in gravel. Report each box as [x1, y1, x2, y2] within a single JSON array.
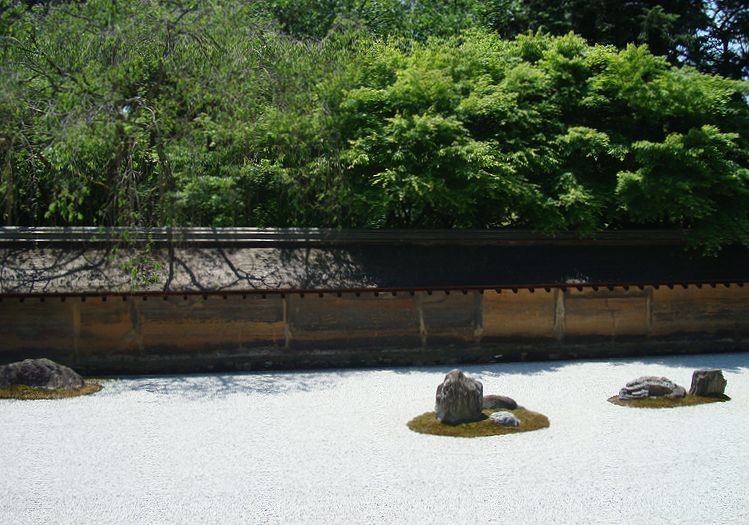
[[483, 394, 518, 410], [0, 358, 84, 390], [489, 411, 520, 427], [435, 369, 483, 425], [618, 376, 686, 400], [689, 369, 727, 397]]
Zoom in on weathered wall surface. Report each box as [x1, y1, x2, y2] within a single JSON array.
[[2, 285, 747, 373], [3, 228, 749, 294], [2, 229, 748, 372]]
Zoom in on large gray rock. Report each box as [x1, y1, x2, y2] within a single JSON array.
[[0, 358, 84, 390], [618, 376, 686, 400], [483, 394, 518, 410], [689, 369, 727, 396], [489, 411, 520, 427], [435, 369, 484, 425]]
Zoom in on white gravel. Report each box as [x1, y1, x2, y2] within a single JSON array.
[[1, 352, 748, 524]]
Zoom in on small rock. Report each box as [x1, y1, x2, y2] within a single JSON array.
[[618, 376, 686, 400], [483, 394, 518, 410], [0, 358, 84, 390], [489, 411, 520, 427], [689, 369, 727, 397], [435, 369, 484, 425], [671, 385, 687, 398]]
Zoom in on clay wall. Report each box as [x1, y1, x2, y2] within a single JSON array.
[[2, 285, 747, 373]]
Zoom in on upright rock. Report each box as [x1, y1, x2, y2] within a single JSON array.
[[618, 376, 686, 400], [689, 369, 727, 397], [0, 358, 84, 390], [435, 369, 483, 425]]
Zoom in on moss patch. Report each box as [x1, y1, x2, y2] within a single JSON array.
[[0, 382, 103, 400], [407, 408, 549, 438], [607, 394, 730, 408]]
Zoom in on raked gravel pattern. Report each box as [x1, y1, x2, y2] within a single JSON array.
[[2, 352, 748, 524]]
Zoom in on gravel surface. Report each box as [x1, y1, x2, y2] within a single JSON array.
[[2, 352, 747, 524]]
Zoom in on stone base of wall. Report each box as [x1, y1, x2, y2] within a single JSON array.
[[49, 339, 749, 375], [2, 285, 748, 374]]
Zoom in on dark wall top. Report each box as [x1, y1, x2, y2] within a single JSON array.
[[0, 227, 689, 246], [1, 228, 747, 295]]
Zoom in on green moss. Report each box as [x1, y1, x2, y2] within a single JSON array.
[[0, 382, 103, 400], [407, 408, 549, 438], [607, 394, 730, 408]]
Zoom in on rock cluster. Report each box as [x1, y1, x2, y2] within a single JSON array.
[[489, 411, 520, 427], [483, 394, 517, 410], [618, 376, 686, 400], [689, 369, 727, 396], [435, 369, 484, 425], [0, 358, 84, 390]]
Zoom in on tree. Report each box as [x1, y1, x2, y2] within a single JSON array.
[[697, 0, 749, 78], [479, 1, 749, 79], [3, 1, 749, 252]]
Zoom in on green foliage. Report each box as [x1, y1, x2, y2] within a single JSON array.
[[267, 0, 481, 41], [2, 1, 749, 252], [327, 32, 749, 244], [616, 126, 749, 252]]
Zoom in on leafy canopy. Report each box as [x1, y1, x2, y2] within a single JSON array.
[[1, 1, 749, 253]]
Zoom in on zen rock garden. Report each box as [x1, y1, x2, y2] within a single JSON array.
[[407, 366, 732, 437], [608, 368, 729, 408], [407, 369, 550, 437], [0, 358, 102, 400], [1, 357, 732, 419]]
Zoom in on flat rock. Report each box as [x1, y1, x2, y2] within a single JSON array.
[[489, 411, 520, 427], [618, 376, 686, 400], [0, 358, 84, 390], [483, 394, 518, 410], [435, 369, 483, 425], [689, 369, 727, 396]]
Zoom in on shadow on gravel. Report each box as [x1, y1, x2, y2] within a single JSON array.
[[101, 351, 748, 400], [108, 370, 348, 399]]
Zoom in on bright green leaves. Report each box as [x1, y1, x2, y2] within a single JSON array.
[[587, 44, 741, 131], [390, 67, 462, 115], [546, 172, 601, 232], [617, 126, 746, 221], [544, 127, 622, 232], [173, 176, 240, 227], [336, 33, 602, 231], [275, 30, 749, 245], [266, 0, 483, 41], [346, 111, 501, 227], [615, 126, 749, 249], [4, 3, 749, 252], [338, 36, 540, 228]]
